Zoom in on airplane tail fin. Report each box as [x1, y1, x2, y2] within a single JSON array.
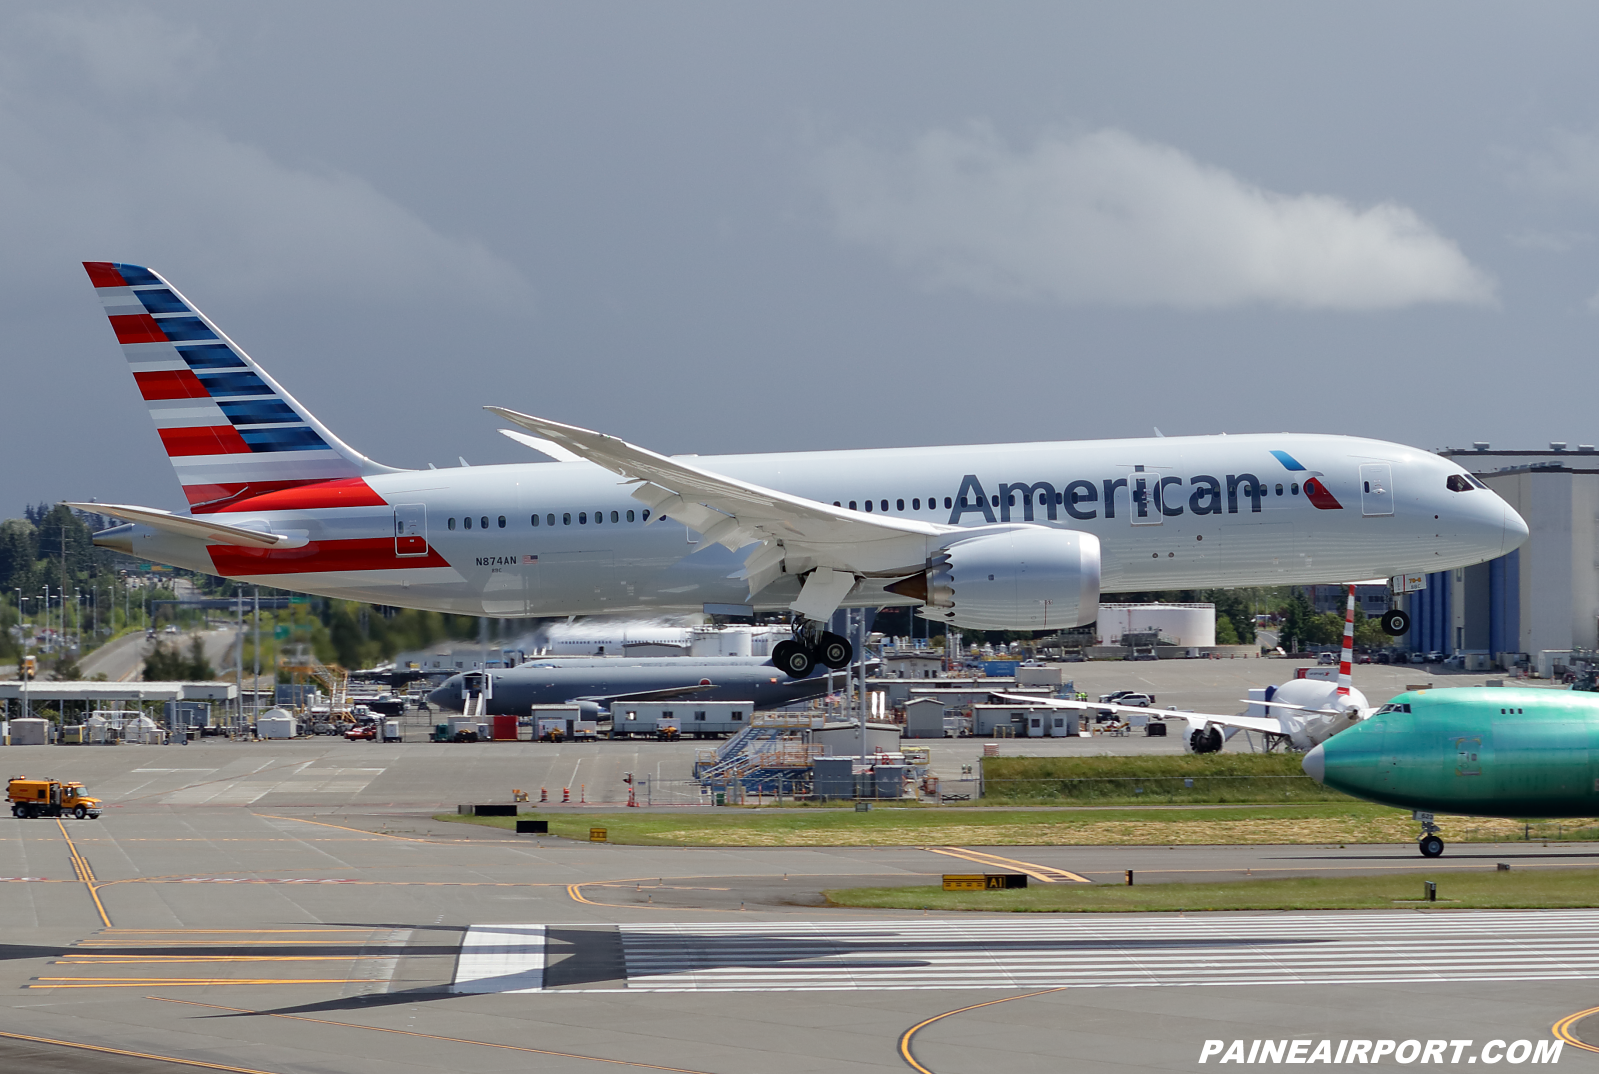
[[82, 262, 400, 513], [1336, 584, 1355, 697]]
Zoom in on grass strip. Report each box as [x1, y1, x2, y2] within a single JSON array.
[[824, 868, 1599, 913], [438, 803, 1409, 846], [438, 805, 1599, 847], [981, 753, 1350, 804]]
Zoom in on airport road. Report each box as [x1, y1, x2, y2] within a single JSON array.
[[4, 749, 1599, 1071], [76, 629, 240, 684]]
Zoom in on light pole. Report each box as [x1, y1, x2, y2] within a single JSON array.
[[17, 593, 28, 719]]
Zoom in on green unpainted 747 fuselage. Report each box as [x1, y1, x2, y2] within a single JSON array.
[[1305, 688, 1599, 819]]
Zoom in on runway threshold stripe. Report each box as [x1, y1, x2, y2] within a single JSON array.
[[583, 913, 1599, 993]]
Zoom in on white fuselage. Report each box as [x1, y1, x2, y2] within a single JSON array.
[[118, 432, 1524, 617]]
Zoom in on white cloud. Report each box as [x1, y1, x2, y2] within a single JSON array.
[[815, 126, 1494, 310]]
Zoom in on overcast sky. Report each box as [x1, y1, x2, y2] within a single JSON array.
[[3, 2, 1598, 519]]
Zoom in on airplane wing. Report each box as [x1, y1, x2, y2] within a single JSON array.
[[64, 502, 300, 549], [988, 693, 1286, 736], [486, 407, 959, 618]]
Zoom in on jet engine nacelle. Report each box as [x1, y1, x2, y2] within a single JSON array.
[[891, 525, 1101, 631]]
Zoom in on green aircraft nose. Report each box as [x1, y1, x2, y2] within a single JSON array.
[[1302, 742, 1325, 784]]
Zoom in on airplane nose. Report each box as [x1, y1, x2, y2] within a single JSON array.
[[428, 682, 462, 711], [1302, 742, 1326, 784], [1503, 502, 1529, 553]]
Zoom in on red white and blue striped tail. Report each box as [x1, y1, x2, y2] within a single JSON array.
[[84, 262, 397, 513], [1336, 584, 1356, 697]]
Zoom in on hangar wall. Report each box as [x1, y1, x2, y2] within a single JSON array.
[[1411, 447, 1599, 662]]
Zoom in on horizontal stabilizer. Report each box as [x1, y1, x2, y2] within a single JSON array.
[[65, 502, 298, 549]]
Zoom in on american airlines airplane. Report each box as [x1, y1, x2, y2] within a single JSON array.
[[73, 262, 1529, 680]]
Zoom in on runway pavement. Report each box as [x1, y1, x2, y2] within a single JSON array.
[[3, 749, 1598, 1071]]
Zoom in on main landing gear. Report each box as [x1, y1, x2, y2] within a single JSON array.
[[1415, 811, 1444, 857], [1380, 608, 1411, 637], [772, 622, 854, 679]]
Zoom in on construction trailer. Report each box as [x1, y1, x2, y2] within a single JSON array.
[[611, 701, 752, 738], [971, 704, 1077, 737]]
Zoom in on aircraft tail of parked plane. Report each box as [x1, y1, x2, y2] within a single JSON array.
[[81, 261, 397, 514]]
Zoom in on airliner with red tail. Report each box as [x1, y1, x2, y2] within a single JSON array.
[[74, 262, 1527, 678]]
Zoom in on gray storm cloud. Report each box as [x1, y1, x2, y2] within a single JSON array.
[[0, 10, 533, 309], [816, 126, 1495, 310]]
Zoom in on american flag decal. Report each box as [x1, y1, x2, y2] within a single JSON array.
[[523, 554, 538, 564]]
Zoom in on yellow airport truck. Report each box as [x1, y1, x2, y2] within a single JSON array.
[[7, 777, 103, 819]]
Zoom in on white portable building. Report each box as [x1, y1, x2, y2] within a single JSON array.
[[8, 717, 50, 745], [611, 701, 752, 738], [257, 708, 297, 739]]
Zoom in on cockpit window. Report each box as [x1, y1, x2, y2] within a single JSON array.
[[1467, 474, 1488, 489], [1446, 474, 1474, 492]]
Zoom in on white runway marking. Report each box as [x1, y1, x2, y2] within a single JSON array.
[[469, 910, 1599, 993], [451, 925, 546, 993]]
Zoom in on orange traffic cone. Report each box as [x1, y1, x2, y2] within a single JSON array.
[[539, 787, 547, 803], [580, 784, 586, 804], [627, 786, 637, 808], [561, 787, 570, 803]]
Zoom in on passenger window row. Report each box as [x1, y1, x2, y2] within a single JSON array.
[[446, 509, 651, 531], [830, 484, 1325, 514], [833, 497, 957, 512]]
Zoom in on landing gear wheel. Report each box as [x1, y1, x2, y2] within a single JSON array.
[[1419, 834, 1444, 857], [73, 805, 87, 819], [1380, 609, 1411, 637], [817, 632, 853, 670], [772, 640, 817, 679]]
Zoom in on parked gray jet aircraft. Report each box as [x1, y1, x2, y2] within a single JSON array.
[[427, 656, 840, 718]]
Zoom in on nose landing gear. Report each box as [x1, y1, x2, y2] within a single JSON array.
[[1415, 811, 1444, 856]]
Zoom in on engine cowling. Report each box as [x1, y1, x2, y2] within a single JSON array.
[[888, 525, 1101, 631]]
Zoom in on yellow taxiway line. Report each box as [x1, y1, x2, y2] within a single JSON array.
[[32, 978, 374, 988], [898, 988, 1068, 1074], [922, 846, 1090, 883], [0, 1028, 280, 1074], [1553, 1005, 1599, 1054], [56, 818, 112, 927]]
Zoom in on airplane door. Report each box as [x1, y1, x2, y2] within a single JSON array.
[[1128, 468, 1162, 526], [1360, 464, 1394, 517], [394, 504, 429, 556]]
